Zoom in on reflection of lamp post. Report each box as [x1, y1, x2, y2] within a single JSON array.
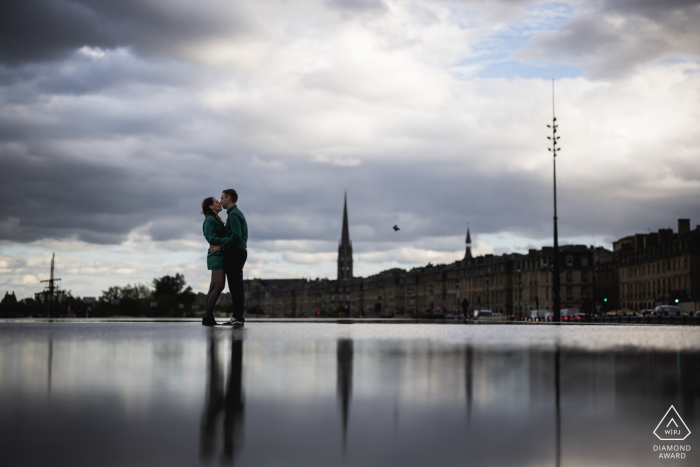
[[547, 79, 562, 323], [554, 347, 561, 467]]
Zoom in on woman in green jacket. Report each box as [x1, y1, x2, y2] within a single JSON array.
[[201, 196, 229, 326]]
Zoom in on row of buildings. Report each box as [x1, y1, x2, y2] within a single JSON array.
[[241, 197, 700, 317]]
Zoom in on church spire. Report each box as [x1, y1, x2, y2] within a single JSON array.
[[341, 191, 350, 246], [338, 193, 353, 280], [464, 224, 472, 260]]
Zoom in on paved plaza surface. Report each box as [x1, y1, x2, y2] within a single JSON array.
[[0, 321, 697, 466]]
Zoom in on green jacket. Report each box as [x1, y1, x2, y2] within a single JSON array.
[[220, 205, 248, 251], [203, 216, 228, 250]]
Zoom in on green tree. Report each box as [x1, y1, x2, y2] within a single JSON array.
[[152, 273, 194, 316], [153, 274, 189, 296]]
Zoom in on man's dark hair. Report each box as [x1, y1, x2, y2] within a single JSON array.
[[222, 188, 238, 204]]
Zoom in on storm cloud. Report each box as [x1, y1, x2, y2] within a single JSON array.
[[0, 0, 253, 65], [519, 0, 700, 77]]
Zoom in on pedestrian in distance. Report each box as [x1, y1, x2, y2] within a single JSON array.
[[209, 189, 248, 327]]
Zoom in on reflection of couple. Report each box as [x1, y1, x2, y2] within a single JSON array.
[[201, 188, 248, 327], [200, 334, 245, 463]]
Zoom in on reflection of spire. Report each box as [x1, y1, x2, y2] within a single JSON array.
[[464, 225, 472, 260], [465, 346, 473, 426], [337, 339, 353, 457]]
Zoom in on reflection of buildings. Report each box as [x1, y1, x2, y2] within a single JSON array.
[[243, 204, 699, 316], [337, 339, 353, 455], [200, 334, 245, 464]]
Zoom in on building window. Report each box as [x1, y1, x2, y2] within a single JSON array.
[[581, 257, 588, 267], [566, 271, 572, 283], [566, 287, 573, 298], [582, 271, 588, 282], [582, 286, 588, 297], [566, 255, 573, 266]]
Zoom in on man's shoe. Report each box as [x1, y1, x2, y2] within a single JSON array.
[[202, 313, 218, 326], [222, 318, 244, 327]]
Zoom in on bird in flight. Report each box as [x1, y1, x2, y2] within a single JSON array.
[[393, 225, 400, 231]]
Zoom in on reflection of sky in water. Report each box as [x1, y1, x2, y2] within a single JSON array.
[[0, 322, 698, 466]]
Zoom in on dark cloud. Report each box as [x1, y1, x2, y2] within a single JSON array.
[[325, 0, 387, 12], [520, 0, 700, 77], [605, 0, 700, 15], [0, 149, 144, 244], [0, 0, 252, 65]]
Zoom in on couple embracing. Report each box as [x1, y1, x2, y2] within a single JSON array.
[[201, 188, 248, 327]]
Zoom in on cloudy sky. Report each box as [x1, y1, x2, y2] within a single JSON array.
[[1, 0, 699, 299]]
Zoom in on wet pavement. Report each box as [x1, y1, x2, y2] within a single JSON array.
[[0, 320, 698, 466]]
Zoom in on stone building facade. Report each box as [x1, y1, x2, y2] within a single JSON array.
[[614, 219, 699, 312], [242, 200, 699, 317]]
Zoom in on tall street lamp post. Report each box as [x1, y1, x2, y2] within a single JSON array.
[[547, 80, 562, 323]]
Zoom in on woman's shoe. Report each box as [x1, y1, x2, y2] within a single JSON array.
[[202, 312, 218, 326]]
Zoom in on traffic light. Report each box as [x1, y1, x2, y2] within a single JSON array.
[[604, 298, 608, 302], [675, 299, 679, 303]]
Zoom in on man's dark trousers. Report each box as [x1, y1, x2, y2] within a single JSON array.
[[225, 248, 247, 322]]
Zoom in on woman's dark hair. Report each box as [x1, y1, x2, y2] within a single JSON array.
[[201, 197, 216, 217]]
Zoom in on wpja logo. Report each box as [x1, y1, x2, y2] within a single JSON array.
[[653, 405, 691, 459]]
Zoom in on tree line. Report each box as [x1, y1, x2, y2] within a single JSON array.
[[0, 273, 197, 318]]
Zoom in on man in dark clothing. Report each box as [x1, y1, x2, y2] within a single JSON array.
[[209, 188, 248, 327]]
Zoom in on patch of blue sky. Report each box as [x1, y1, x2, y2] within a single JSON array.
[[654, 55, 700, 71], [478, 60, 582, 79], [448, 2, 579, 79]]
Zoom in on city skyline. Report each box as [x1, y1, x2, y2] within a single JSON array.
[[2, 0, 700, 298]]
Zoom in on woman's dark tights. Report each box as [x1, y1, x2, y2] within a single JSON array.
[[207, 269, 226, 315]]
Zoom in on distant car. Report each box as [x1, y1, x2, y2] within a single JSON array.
[[639, 309, 655, 317], [529, 309, 549, 321], [560, 308, 580, 322], [654, 306, 687, 317], [475, 310, 505, 321]]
